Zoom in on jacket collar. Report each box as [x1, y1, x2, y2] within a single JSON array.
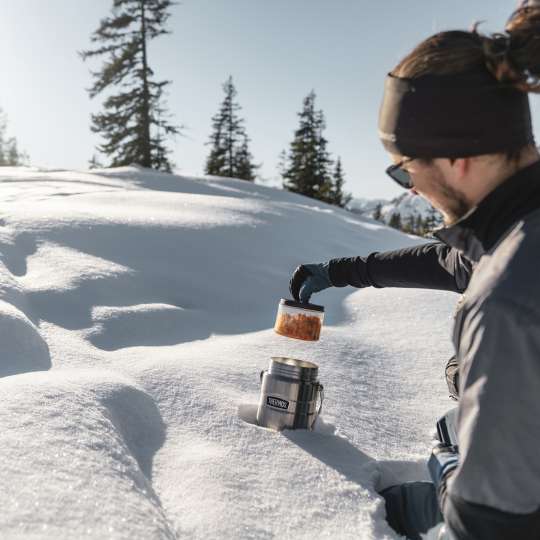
[[434, 159, 540, 262]]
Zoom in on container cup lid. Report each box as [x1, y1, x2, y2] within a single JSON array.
[[280, 298, 324, 313], [269, 357, 319, 381]]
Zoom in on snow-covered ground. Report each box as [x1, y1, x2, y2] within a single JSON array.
[[0, 166, 457, 539]]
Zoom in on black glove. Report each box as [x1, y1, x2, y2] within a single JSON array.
[[428, 443, 459, 509], [289, 263, 332, 303]]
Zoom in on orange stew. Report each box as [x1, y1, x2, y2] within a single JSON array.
[[274, 312, 321, 341]]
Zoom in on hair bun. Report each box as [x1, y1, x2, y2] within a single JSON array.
[[501, 5, 540, 92], [482, 33, 524, 85]]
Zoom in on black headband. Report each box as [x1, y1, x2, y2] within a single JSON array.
[[378, 70, 534, 158]]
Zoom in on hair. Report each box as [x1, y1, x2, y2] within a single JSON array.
[[393, 6, 540, 90], [391, 5, 540, 162]]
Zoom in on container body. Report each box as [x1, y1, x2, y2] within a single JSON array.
[[256, 357, 323, 431], [274, 302, 324, 341]]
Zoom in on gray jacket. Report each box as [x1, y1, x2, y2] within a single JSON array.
[[328, 160, 540, 537], [433, 160, 540, 539]]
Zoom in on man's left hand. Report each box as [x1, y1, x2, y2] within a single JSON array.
[[428, 443, 459, 491]]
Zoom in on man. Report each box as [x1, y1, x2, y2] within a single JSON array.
[[289, 5, 540, 539]]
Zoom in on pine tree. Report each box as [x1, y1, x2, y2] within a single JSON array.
[[88, 154, 104, 169], [424, 213, 436, 233], [0, 110, 28, 166], [415, 214, 425, 235], [80, 0, 179, 172], [205, 77, 257, 181], [405, 215, 416, 234], [328, 157, 351, 208], [389, 212, 402, 230], [281, 91, 334, 202], [372, 203, 383, 222], [235, 134, 257, 181]]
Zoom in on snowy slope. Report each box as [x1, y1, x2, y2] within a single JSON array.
[[0, 166, 457, 539]]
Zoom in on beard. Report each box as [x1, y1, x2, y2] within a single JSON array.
[[417, 165, 471, 225], [437, 181, 471, 225]]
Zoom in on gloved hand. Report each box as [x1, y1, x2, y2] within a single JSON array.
[[289, 262, 332, 303], [428, 443, 459, 500]]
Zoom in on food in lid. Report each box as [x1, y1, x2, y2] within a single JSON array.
[[274, 299, 324, 341]]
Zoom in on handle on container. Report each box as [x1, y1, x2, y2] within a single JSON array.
[[316, 383, 324, 417]]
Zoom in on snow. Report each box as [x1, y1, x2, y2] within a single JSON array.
[[349, 193, 442, 226], [0, 166, 457, 539]]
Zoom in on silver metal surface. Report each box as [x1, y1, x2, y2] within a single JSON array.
[[268, 357, 319, 382], [256, 357, 323, 431]]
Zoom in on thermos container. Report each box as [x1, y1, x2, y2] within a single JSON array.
[[274, 299, 325, 341], [256, 357, 324, 431]]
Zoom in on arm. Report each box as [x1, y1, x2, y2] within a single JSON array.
[[328, 242, 473, 293], [435, 298, 540, 539]]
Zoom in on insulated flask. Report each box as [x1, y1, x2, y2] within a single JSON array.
[[256, 357, 324, 431]]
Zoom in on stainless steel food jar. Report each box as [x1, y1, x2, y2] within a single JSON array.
[[256, 357, 324, 431]]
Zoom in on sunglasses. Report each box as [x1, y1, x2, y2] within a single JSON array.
[[385, 158, 415, 189]]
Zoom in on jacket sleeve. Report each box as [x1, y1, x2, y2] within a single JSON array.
[[328, 242, 473, 293], [438, 297, 540, 539]]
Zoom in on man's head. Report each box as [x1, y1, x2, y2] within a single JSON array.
[[390, 150, 539, 225], [379, 6, 540, 224]]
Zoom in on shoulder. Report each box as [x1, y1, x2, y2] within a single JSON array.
[[466, 209, 540, 317]]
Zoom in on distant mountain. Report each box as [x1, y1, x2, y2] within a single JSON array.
[[347, 197, 388, 216], [348, 193, 443, 235]]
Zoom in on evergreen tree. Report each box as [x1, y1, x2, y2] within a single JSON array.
[[205, 76, 257, 181], [88, 154, 104, 169], [328, 157, 351, 208], [0, 110, 28, 166], [404, 215, 416, 234], [235, 134, 257, 181], [281, 91, 334, 202], [389, 212, 402, 230], [80, 0, 179, 172], [415, 214, 425, 236], [372, 203, 383, 222], [424, 213, 436, 233]]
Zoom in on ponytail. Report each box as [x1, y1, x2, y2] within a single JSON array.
[[392, 6, 540, 95], [487, 5, 540, 92]]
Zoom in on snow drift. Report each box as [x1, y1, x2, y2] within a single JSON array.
[[0, 166, 457, 539]]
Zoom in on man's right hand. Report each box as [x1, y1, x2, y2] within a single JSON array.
[[289, 263, 332, 303]]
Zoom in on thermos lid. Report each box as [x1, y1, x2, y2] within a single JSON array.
[[280, 298, 324, 313], [269, 357, 319, 382]]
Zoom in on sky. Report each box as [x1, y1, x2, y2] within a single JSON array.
[[0, 0, 534, 199]]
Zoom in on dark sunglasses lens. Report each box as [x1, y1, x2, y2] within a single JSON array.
[[387, 164, 412, 189]]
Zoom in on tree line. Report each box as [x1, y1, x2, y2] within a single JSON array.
[[372, 203, 442, 237], [1, 0, 351, 209], [79, 0, 350, 208], [0, 110, 28, 166]]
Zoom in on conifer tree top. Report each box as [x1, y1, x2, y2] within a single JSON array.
[[205, 76, 257, 181], [81, 0, 179, 172]]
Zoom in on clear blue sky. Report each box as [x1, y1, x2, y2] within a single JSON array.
[[0, 0, 533, 199]]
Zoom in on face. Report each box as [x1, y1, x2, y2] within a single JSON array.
[[393, 156, 471, 225]]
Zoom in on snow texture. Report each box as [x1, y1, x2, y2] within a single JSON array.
[[0, 166, 457, 539]]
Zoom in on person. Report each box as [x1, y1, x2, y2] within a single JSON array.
[[289, 4, 540, 539]]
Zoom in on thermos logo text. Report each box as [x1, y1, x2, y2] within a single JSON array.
[[267, 396, 289, 410]]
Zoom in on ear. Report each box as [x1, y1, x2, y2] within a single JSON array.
[[452, 157, 471, 180]]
